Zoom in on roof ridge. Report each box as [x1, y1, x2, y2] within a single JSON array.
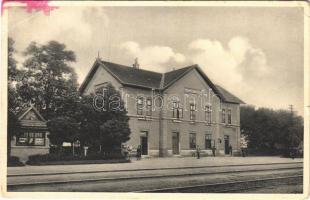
[[163, 65, 196, 75], [101, 59, 162, 75]]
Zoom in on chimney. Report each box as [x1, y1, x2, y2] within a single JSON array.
[[133, 58, 140, 69]]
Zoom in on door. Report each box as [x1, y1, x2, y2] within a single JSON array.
[[140, 136, 148, 155], [172, 132, 179, 154], [224, 135, 230, 154]]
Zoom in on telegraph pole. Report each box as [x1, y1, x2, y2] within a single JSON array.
[[288, 104, 294, 158], [289, 104, 294, 115]]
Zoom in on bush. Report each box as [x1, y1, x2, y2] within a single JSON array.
[[282, 147, 303, 158], [8, 156, 24, 167], [27, 154, 72, 163], [85, 151, 125, 160], [246, 148, 283, 156], [26, 152, 127, 165]]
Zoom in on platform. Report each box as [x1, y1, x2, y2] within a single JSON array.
[[7, 156, 303, 176]]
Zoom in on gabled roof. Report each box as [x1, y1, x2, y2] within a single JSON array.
[[17, 105, 46, 122], [79, 59, 162, 92], [101, 60, 162, 89], [215, 84, 245, 104], [163, 66, 194, 88], [79, 59, 244, 104]]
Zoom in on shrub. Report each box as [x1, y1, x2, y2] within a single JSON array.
[[26, 152, 127, 164], [85, 151, 126, 160], [8, 156, 24, 167], [27, 154, 79, 163]]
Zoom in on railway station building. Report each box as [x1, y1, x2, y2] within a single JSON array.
[[79, 58, 244, 157], [10, 105, 50, 161]]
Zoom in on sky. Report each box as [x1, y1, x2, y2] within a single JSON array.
[[8, 6, 304, 116]]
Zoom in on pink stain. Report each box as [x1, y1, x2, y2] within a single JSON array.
[[2, 0, 58, 15]]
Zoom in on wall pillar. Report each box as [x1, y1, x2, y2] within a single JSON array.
[[159, 119, 169, 157], [158, 91, 169, 157]]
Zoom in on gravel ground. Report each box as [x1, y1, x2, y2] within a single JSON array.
[[239, 183, 303, 193]]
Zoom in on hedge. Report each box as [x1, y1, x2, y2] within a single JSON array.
[[26, 152, 128, 165], [8, 156, 25, 167]]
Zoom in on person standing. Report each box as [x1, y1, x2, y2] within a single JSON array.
[[136, 145, 142, 160], [241, 148, 245, 157], [127, 145, 132, 160], [122, 144, 129, 160], [240, 134, 248, 157], [196, 145, 201, 159], [212, 145, 216, 157], [229, 145, 233, 156]]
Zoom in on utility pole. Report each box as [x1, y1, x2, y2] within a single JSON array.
[[289, 104, 294, 115], [288, 104, 294, 157]]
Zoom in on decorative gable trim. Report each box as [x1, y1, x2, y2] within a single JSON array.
[[18, 105, 46, 122], [79, 59, 101, 94]]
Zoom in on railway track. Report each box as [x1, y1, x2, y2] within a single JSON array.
[[7, 162, 303, 191], [134, 175, 303, 193]]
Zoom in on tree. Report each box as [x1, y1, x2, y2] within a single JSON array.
[[100, 119, 131, 150], [76, 84, 131, 152], [17, 41, 78, 119], [8, 37, 24, 110], [46, 83, 131, 153], [8, 37, 17, 83], [7, 110, 20, 158], [240, 105, 304, 155], [47, 116, 80, 152], [7, 37, 22, 158]]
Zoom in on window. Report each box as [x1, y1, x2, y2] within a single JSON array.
[[95, 86, 107, 96], [205, 134, 212, 149], [190, 103, 196, 121], [137, 97, 144, 115], [227, 109, 232, 124], [95, 86, 108, 110], [221, 109, 226, 123], [16, 132, 45, 146], [172, 101, 183, 119], [189, 133, 196, 149], [205, 105, 212, 123], [95, 83, 109, 98], [146, 98, 152, 116]]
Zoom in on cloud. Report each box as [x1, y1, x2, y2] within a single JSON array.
[[120, 41, 185, 72], [228, 36, 251, 65], [187, 37, 286, 110], [9, 7, 93, 49], [119, 37, 289, 112], [8, 7, 110, 83], [188, 38, 243, 90]]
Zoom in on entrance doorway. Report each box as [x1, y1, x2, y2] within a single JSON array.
[[224, 135, 230, 154], [172, 132, 180, 154], [140, 133, 148, 155]]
